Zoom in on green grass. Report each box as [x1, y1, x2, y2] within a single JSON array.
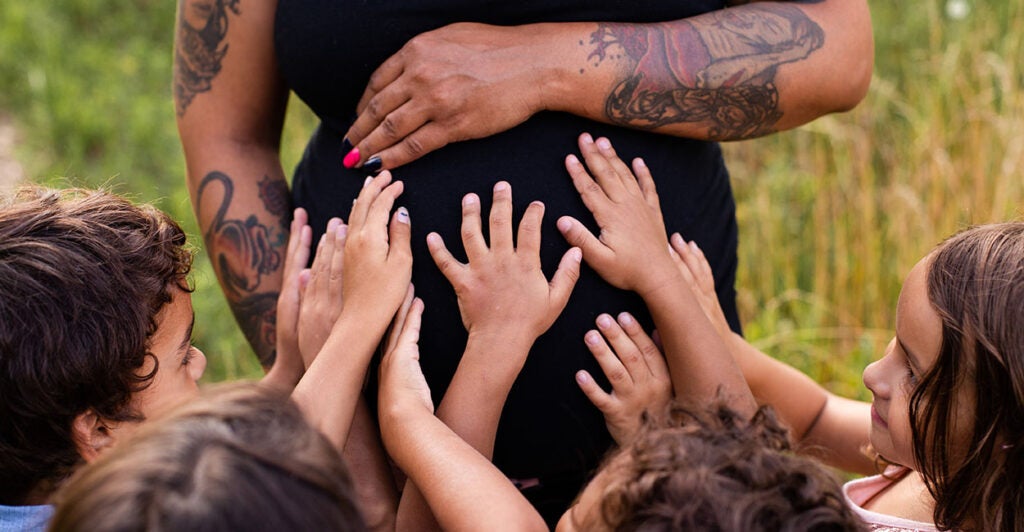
[[1, 0, 1021, 393]]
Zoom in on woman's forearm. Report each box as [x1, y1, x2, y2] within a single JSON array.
[[537, 0, 872, 140]]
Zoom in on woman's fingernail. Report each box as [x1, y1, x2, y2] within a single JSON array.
[[343, 148, 360, 168], [396, 207, 410, 224], [364, 156, 382, 174], [342, 137, 353, 153]]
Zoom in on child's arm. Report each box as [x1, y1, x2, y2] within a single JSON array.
[[291, 170, 412, 448], [378, 297, 548, 532], [558, 133, 755, 415], [576, 312, 672, 446], [672, 237, 874, 474], [391, 182, 581, 531]]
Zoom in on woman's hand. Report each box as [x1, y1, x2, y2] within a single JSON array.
[[297, 217, 346, 367], [342, 22, 559, 172], [557, 133, 681, 297], [339, 171, 413, 329], [575, 312, 672, 445], [427, 181, 581, 352]]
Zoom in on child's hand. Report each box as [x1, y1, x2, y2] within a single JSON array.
[[670, 233, 732, 341], [341, 171, 413, 327], [427, 181, 581, 347], [557, 133, 680, 297], [575, 312, 672, 445], [379, 288, 432, 418], [265, 208, 313, 387], [297, 217, 347, 367]]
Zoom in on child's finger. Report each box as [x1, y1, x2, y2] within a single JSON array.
[[460, 193, 487, 260], [595, 314, 645, 383], [575, 370, 615, 414], [426, 232, 466, 286], [395, 297, 424, 354], [366, 180, 404, 236], [350, 171, 393, 226], [578, 134, 628, 201], [594, 137, 638, 194], [564, 154, 608, 215], [692, 241, 715, 288], [489, 181, 514, 252], [617, 312, 668, 381], [388, 207, 412, 262], [311, 219, 340, 298], [548, 247, 582, 313], [585, 325, 633, 391], [516, 200, 545, 258], [632, 158, 660, 208], [386, 284, 416, 354], [556, 216, 615, 270], [670, 234, 699, 288], [284, 208, 310, 272], [328, 224, 347, 300]]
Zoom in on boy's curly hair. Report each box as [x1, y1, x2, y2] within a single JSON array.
[[0, 186, 192, 503], [595, 402, 863, 531]]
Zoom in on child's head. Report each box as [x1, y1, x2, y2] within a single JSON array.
[[49, 383, 367, 532], [559, 402, 862, 531], [0, 186, 204, 504], [864, 221, 1024, 530]]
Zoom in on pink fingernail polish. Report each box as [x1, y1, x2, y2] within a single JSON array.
[[343, 148, 360, 168]]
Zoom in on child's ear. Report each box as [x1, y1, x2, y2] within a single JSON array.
[[71, 410, 116, 462]]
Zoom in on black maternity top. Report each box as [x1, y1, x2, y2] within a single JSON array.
[[275, 0, 735, 520]]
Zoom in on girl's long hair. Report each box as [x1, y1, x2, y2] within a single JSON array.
[[911, 222, 1024, 531]]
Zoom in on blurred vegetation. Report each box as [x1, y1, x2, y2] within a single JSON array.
[[0, 1, 1021, 394]]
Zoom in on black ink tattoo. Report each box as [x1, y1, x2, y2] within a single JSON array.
[[258, 175, 292, 230], [590, 5, 824, 140], [197, 170, 288, 367], [174, 0, 241, 116], [231, 292, 279, 367]]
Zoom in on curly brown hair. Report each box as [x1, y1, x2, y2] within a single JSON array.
[[50, 383, 367, 532], [590, 402, 863, 531], [0, 186, 192, 504], [912, 222, 1024, 531]]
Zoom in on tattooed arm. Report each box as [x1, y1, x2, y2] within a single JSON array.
[[341, 0, 872, 169], [174, 0, 289, 367]]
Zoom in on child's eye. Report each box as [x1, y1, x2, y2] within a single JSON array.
[[904, 357, 918, 386], [181, 346, 196, 367]]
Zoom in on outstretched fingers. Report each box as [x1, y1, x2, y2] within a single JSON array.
[[548, 246, 582, 312], [426, 231, 465, 287]]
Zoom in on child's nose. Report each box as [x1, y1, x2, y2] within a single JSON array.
[[189, 348, 208, 382]]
